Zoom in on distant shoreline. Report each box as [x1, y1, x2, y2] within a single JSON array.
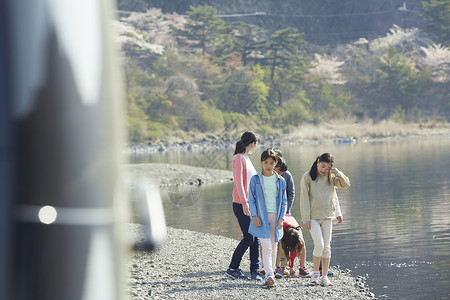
[[125, 121, 450, 155], [124, 127, 450, 187]]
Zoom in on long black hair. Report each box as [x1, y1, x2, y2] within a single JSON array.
[[309, 152, 334, 183], [281, 226, 304, 260], [234, 131, 260, 155]]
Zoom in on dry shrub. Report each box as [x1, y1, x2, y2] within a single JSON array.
[[287, 119, 449, 142]]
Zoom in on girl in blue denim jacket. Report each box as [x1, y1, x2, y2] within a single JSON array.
[[248, 148, 287, 287]]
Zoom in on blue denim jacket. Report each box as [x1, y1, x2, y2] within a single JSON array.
[[248, 170, 287, 242]]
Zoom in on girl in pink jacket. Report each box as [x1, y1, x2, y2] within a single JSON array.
[[226, 131, 262, 281]]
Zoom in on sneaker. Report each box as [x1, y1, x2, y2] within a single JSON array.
[[251, 270, 263, 281], [263, 275, 277, 287], [322, 276, 333, 287], [310, 273, 320, 285], [299, 266, 311, 278], [226, 268, 248, 280], [274, 267, 285, 279]]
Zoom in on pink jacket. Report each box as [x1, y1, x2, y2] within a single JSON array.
[[232, 153, 248, 205]]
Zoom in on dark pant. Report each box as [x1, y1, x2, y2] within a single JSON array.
[[229, 202, 260, 272]]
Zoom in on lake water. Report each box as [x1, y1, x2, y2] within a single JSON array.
[[130, 137, 450, 299]]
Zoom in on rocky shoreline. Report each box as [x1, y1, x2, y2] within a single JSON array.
[[125, 163, 234, 187], [127, 225, 375, 299], [124, 125, 450, 155], [125, 136, 327, 155]]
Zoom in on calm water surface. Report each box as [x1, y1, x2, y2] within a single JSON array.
[[131, 137, 450, 299]]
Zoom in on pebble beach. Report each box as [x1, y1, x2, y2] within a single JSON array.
[[127, 225, 374, 299], [124, 131, 450, 299]]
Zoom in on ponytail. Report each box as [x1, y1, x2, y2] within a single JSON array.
[[234, 131, 260, 155], [310, 153, 334, 183], [234, 139, 245, 155], [309, 157, 320, 181]]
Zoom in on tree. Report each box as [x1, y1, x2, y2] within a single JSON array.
[[176, 5, 227, 55], [378, 47, 420, 117], [420, 44, 450, 83], [227, 22, 267, 66], [127, 91, 150, 142], [279, 90, 313, 127], [422, 0, 450, 45], [215, 67, 255, 113], [247, 65, 271, 120], [260, 27, 309, 106]]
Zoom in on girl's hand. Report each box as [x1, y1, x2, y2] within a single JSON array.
[[304, 221, 311, 230], [289, 268, 295, 276], [337, 216, 343, 223], [277, 218, 284, 229], [253, 216, 261, 227], [330, 167, 339, 175], [242, 204, 250, 216]]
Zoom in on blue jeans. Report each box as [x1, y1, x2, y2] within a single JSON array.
[[229, 202, 260, 272]]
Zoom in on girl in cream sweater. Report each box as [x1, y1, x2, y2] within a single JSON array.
[[300, 153, 350, 287]]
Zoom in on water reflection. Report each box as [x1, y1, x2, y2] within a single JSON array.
[[137, 137, 450, 299], [163, 185, 202, 207]]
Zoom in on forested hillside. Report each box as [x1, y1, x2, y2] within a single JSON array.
[[113, 1, 450, 143], [117, 0, 427, 45]]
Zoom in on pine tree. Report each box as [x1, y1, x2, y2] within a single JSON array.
[[422, 0, 450, 45]]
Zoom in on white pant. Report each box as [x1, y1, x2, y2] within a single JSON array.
[[309, 219, 333, 258], [260, 213, 278, 276]]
